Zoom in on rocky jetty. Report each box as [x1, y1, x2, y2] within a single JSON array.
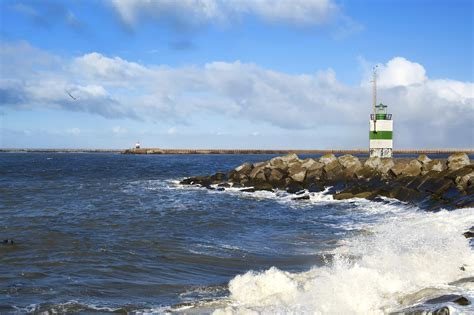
[[180, 152, 474, 210]]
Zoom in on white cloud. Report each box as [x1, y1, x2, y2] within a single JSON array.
[[167, 127, 178, 135], [377, 57, 427, 88], [1, 41, 472, 148], [109, 0, 339, 27], [112, 126, 128, 134]]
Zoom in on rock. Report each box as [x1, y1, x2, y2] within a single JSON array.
[[254, 182, 274, 191], [417, 154, 432, 165], [324, 160, 344, 181], [211, 172, 226, 183], [425, 294, 471, 306], [447, 152, 470, 171], [301, 158, 318, 169], [333, 192, 354, 200], [2, 239, 14, 245], [240, 188, 255, 193], [354, 191, 373, 199], [281, 153, 300, 162], [288, 164, 306, 183], [464, 226, 474, 238], [365, 157, 394, 175], [402, 160, 422, 177], [268, 168, 286, 182], [319, 153, 337, 165], [286, 182, 304, 194], [292, 194, 310, 200], [463, 231, 474, 238], [216, 187, 225, 191], [249, 164, 267, 181], [390, 162, 407, 177], [423, 159, 445, 174], [455, 170, 474, 192], [234, 162, 253, 174], [338, 155, 362, 170], [218, 183, 231, 188], [355, 166, 375, 179], [305, 162, 324, 181], [180, 176, 212, 187], [307, 183, 322, 192]]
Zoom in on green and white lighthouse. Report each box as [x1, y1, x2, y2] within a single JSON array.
[[369, 67, 393, 158]]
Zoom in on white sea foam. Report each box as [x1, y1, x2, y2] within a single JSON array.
[[212, 207, 474, 314]]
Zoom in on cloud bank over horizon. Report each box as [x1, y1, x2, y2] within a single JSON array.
[[1, 40, 472, 148]]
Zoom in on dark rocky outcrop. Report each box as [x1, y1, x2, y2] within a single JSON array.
[[180, 153, 473, 210]]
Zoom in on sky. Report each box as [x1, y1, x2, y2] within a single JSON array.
[[0, 0, 473, 149]]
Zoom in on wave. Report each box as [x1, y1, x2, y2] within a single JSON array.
[[204, 206, 474, 314]]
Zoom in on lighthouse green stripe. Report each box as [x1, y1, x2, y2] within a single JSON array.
[[369, 131, 393, 140]]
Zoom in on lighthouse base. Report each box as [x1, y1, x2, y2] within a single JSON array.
[[370, 148, 393, 158]]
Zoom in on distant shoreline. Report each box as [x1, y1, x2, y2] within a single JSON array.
[[1, 148, 473, 155]]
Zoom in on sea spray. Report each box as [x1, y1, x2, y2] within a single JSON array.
[[214, 207, 474, 314]]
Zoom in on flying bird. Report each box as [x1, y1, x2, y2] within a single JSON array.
[[66, 90, 79, 100]]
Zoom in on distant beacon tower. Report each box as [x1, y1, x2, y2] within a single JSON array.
[[369, 67, 393, 158], [135, 141, 141, 149]]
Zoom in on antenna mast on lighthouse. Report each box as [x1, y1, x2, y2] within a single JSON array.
[[372, 65, 377, 121]]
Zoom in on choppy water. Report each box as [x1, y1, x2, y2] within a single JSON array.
[[0, 153, 472, 314]]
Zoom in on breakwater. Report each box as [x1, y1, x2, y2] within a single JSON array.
[[180, 152, 474, 211], [123, 148, 474, 155]]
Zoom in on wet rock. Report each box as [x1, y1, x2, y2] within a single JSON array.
[[216, 187, 225, 191], [455, 170, 474, 192], [2, 239, 14, 245], [333, 192, 354, 200], [307, 183, 322, 192], [292, 194, 310, 200], [447, 152, 470, 171], [463, 226, 474, 238], [319, 153, 337, 165], [286, 182, 304, 194], [425, 294, 471, 306], [354, 191, 374, 199], [211, 172, 226, 183], [355, 166, 375, 179], [254, 182, 273, 191], [239, 187, 255, 193]]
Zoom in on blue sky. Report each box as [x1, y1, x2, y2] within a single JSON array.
[[1, 0, 473, 149]]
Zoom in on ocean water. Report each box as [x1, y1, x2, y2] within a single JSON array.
[[0, 153, 472, 314]]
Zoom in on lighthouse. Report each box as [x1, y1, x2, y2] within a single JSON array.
[[369, 67, 393, 158]]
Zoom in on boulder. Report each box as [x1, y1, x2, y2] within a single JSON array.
[[319, 153, 337, 165], [305, 161, 324, 181], [323, 160, 344, 181], [234, 162, 253, 174], [423, 159, 445, 174], [286, 182, 304, 194], [288, 164, 306, 183], [364, 157, 394, 175], [338, 155, 362, 169], [268, 168, 286, 182], [301, 158, 318, 169], [254, 182, 274, 191], [447, 152, 470, 171], [417, 154, 432, 165], [390, 162, 407, 177], [401, 160, 422, 177], [355, 166, 375, 179], [364, 157, 382, 170], [279, 153, 300, 164], [455, 170, 474, 192], [333, 192, 354, 200]]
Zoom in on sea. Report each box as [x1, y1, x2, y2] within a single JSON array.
[[0, 153, 473, 314]]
